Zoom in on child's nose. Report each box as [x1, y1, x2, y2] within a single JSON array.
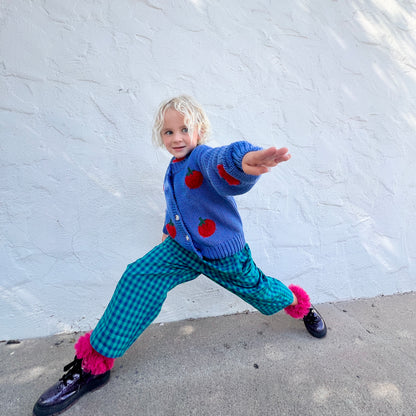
[[173, 132, 182, 142]]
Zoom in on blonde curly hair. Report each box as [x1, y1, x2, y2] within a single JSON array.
[[152, 95, 211, 147]]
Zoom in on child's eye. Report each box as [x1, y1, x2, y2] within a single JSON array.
[[164, 130, 173, 135], [182, 127, 188, 133]]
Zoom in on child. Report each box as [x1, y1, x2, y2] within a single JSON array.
[[33, 95, 326, 416]]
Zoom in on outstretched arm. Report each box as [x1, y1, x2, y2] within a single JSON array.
[[197, 141, 262, 196], [242, 147, 291, 176]]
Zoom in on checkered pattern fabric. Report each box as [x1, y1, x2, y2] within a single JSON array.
[[90, 238, 294, 358]]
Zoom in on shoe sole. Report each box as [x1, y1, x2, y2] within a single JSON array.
[[33, 371, 111, 416]]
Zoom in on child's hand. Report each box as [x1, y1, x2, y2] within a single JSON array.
[[242, 147, 291, 175]]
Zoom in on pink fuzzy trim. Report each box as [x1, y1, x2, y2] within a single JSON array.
[[284, 284, 311, 319], [74, 331, 115, 375]]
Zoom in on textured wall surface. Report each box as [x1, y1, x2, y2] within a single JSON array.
[[1, 0, 416, 339]]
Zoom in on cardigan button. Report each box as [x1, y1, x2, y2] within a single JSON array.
[[185, 235, 190, 241], [175, 215, 180, 221]]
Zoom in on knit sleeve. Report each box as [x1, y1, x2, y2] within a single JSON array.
[[196, 141, 262, 196]]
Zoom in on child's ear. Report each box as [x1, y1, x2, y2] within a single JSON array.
[[195, 128, 202, 144]]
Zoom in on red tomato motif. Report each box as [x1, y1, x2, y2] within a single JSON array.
[[185, 167, 203, 189], [166, 220, 177, 239], [198, 217, 216, 238], [217, 164, 240, 185]]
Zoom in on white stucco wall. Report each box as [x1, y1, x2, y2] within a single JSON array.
[[1, 0, 415, 340]]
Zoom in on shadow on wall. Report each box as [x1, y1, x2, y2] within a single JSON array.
[[334, 0, 415, 296], [281, 0, 416, 300]]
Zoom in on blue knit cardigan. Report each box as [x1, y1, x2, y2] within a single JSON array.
[[163, 141, 262, 259]]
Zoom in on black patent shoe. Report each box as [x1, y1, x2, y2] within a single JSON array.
[[303, 306, 327, 338], [33, 356, 110, 416]]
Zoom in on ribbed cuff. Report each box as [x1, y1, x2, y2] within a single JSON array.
[[222, 141, 262, 183]]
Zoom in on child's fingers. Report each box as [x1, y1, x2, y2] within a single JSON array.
[[256, 147, 291, 166], [243, 164, 270, 175], [242, 147, 291, 175], [270, 147, 291, 162]]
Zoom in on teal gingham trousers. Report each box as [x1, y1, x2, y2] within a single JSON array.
[[90, 237, 294, 358]]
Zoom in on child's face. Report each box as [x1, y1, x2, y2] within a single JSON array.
[[162, 109, 199, 159]]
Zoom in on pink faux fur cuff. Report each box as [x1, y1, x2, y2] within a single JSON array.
[[284, 284, 311, 319], [74, 331, 115, 375]]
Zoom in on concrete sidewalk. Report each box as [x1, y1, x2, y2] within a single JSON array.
[[1, 292, 416, 416]]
